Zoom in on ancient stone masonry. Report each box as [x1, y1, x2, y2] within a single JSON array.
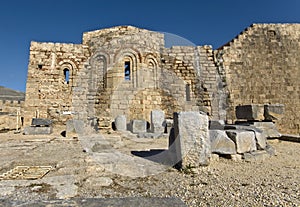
[[215, 24, 300, 134], [24, 26, 219, 130], [22, 24, 300, 135]]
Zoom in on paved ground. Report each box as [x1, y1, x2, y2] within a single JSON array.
[[0, 129, 299, 206]]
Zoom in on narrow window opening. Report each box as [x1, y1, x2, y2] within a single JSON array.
[[64, 68, 70, 84], [186, 84, 191, 101], [124, 61, 130, 80]]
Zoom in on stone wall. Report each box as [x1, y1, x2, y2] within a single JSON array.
[[215, 24, 300, 134], [24, 42, 90, 126]]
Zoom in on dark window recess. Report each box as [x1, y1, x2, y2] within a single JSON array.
[[186, 84, 191, 101], [38, 64, 43, 69], [124, 61, 130, 80], [64, 68, 70, 84]]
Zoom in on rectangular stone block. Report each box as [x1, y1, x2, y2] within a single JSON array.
[[151, 110, 165, 133], [130, 120, 147, 134], [66, 119, 85, 137], [115, 115, 127, 131], [236, 105, 264, 121], [23, 126, 53, 135], [169, 111, 210, 169], [31, 118, 52, 126], [226, 130, 257, 154], [210, 130, 236, 155], [264, 104, 284, 121]]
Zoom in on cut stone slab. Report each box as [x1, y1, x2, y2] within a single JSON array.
[[170, 111, 210, 168], [226, 130, 257, 154], [23, 126, 53, 135], [115, 115, 127, 131], [209, 130, 236, 155], [31, 118, 52, 126], [252, 122, 281, 138], [151, 110, 165, 133], [264, 104, 284, 121], [0, 197, 187, 207], [85, 176, 113, 187], [236, 105, 264, 121], [130, 120, 147, 134]]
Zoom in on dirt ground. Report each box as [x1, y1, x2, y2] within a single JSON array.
[[0, 129, 299, 207]]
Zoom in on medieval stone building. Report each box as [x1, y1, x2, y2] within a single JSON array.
[[23, 24, 300, 135]]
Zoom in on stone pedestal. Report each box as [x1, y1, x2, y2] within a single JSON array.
[[169, 111, 210, 169], [115, 115, 127, 131], [130, 120, 147, 134], [151, 110, 165, 133]]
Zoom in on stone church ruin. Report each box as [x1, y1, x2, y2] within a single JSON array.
[[1, 23, 300, 167]]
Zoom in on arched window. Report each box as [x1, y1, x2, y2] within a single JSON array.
[[124, 61, 131, 80], [63, 68, 70, 84]]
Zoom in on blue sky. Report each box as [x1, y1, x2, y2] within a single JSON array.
[[0, 0, 299, 92]]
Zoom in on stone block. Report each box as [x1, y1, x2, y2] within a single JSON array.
[[31, 118, 52, 126], [252, 122, 281, 138], [115, 115, 127, 131], [23, 126, 53, 135], [253, 130, 267, 150], [226, 130, 257, 154], [209, 130, 236, 155], [264, 104, 284, 121], [151, 110, 165, 133], [236, 105, 264, 121], [130, 120, 147, 134], [169, 111, 210, 168], [209, 120, 225, 130], [224, 124, 266, 149], [66, 119, 85, 137]]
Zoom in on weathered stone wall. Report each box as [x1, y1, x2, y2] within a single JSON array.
[[216, 24, 300, 134], [24, 42, 90, 126], [23, 26, 222, 129]]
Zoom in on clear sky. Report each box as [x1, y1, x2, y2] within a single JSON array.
[[0, 0, 299, 92]]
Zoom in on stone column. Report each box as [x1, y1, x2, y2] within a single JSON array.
[[169, 111, 210, 169]]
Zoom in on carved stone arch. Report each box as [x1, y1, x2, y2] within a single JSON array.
[[58, 60, 77, 86], [89, 52, 108, 91], [144, 53, 160, 88], [114, 48, 141, 87], [113, 47, 141, 64], [91, 49, 110, 65], [144, 53, 159, 69]]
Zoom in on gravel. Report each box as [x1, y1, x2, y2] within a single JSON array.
[[0, 131, 299, 207]]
